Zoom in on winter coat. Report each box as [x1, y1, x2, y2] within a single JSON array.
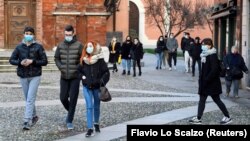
[[155, 40, 165, 53], [9, 42, 48, 78], [166, 38, 178, 53], [130, 42, 144, 60], [224, 53, 248, 80], [198, 53, 222, 96], [121, 41, 133, 59], [78, 59, 110, 89], [54, 36, 83, 80], [190, 43, 202, 59], [108, 41, 121, 63]]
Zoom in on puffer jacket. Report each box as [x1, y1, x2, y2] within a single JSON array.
[[54, 36, 83, 79], [9, 42, 48, 78]]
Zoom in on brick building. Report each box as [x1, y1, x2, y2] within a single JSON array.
[[0, 0, 109, 50], [210, 0, 250, 89]]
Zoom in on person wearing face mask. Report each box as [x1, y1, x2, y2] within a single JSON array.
[[166, 33, 178, 71], [54, 25, 83, 130], [155, 35, 166, 70], [120, 35, 133, 75], [78, 41, 110, 137], [190, 37, 202, 76], [9, 26, 48, 130], [108, 37, 121, 73], [130, 37, 144, 77], [223, 46, 248, 98], [189, 38, 232, 125]]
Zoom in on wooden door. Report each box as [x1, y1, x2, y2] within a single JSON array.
[[5, 0, 36, 49]]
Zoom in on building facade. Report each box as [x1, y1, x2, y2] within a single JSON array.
[[0, 0, 109, 50], [211, 0, 250, 89]]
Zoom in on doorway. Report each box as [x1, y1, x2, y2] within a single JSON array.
[[4, 0, 36, 49], [129, 1, 139, 39]]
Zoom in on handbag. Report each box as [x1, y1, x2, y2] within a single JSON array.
[[230, 66, 243, 79], [99, 79, 112, 102]]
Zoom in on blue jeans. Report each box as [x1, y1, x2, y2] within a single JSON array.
[[226, 79, 240, 96], [20, 76, 41, 122], [156, 52, 163, 68], [83, 86, 100, 129], [122, 59, 131, 71]]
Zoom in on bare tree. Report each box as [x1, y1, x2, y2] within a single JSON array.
[[144, 0, 213, 37]]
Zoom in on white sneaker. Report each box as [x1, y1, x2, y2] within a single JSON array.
[[188, 117, 202, 124], [169, 67, 172, 71], [220, 116, 232, 125]]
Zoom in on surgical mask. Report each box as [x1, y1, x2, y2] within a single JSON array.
[[160, 38, 163, 41], [134, 40, 138, 44], [24, 35, 34, 42], [65, 36, 73, 42], [170, 35, 173, 38], [201, 45, 208, 51], [86, 46, 94, 54]]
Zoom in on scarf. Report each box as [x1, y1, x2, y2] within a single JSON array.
[[83, 47, 105, 65], [200, 48, 217, 63]]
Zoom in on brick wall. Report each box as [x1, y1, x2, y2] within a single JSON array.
[[0, 0, 4, 48]]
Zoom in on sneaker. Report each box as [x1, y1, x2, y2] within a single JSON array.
[[66, 123, 74, 130], [174, 66, 177, 70], [85, 129, 94, 137], [188, 117, 202, 124], [169, 67, 172, 71], [234, 95, 239, 98], [23, 122, 31, 130], [31, 116, 39, 126], [94, 124, 100, 133], [220, 116, 232, 125]]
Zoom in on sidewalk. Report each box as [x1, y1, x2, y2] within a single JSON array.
[[55, 53, 250, 141]]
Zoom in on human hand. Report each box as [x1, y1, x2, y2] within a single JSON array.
[[21, 59, 27, 66], [23, 59, 33, 66]]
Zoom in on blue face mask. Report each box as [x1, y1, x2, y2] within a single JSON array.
[[24, 35, 34, 42], [86, 46, 94, 54], [65, 36, 73, 42], [202, 45, 208, 51]]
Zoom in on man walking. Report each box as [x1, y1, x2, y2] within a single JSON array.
[[54, 25, 83, 130], [9, 26, 48, 130]]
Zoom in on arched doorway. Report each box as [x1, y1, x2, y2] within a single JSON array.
[[129, 1, 139, 39], [4, 0, 36, 49]]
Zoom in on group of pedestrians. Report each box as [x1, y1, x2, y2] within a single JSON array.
[[155, 33, 178, 71], [9, 25, 110, 138], [108, 35, 144, 77]]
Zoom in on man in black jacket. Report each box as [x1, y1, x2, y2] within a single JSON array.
[[54, 25, 83, 130], [9, 26, 48, 130]]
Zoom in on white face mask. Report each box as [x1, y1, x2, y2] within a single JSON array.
[[201, 45, 208, 51], [86, 43, 94, 54], [134, 40, 138, 44]]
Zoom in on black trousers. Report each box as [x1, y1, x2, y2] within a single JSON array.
[[168, 52, 177, 67], [133, 59, 141, 74], [197, 94, 230, 119], [60, 78, 80, 123], [192, 58, 201, 75]]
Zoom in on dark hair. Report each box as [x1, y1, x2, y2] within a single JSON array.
[[202, 38, 213, 47], [195, 37, 200, 40], [23, 26, 35, 34], [64, 25, 74, 33]]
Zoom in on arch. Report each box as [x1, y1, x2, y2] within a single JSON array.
[[129, 0, 155, 47]]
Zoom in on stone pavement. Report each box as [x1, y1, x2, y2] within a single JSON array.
[[0, 52, 249, 141], [55, 53, 250, 141]]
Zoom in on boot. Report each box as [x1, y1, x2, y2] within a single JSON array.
[[122, 70, 126, 75], [127, 71, 130, 75], [133, 69, 136, 77]]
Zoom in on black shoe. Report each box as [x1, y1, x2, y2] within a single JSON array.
[[160, 67, 162, 69], [94, 124, 100, 133], [85, 129, 94, 137], [156, 67, 158, 70], [139, 72, 141, 76], [23, 122, 31, 130], [133, 74, 136, 77], [127, 71, 130, 75], [32, 116, 39, 126], [122, 70, 126, 75], [115, 68, 118, 72]]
